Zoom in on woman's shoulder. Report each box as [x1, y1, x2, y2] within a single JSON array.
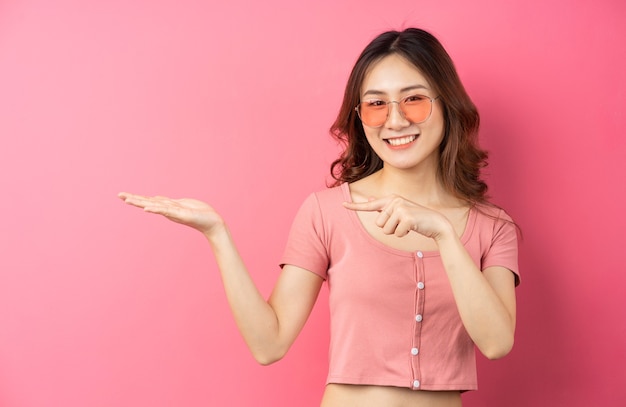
[[293, 183, 349, 219], [472, 202, 513, 221], [470, 202, 518, 239], [308, 182, 349, 203]]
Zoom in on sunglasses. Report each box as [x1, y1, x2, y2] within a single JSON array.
[[354, 94, 439, 128]]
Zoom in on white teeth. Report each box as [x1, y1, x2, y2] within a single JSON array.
[[387, 135, 417, 146]]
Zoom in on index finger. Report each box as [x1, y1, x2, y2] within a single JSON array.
[[342, 197, 387, 212]]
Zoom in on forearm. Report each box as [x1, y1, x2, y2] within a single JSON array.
[[119, 192, 291, 363], [204, 225, 283, 364], [436, 230, 516, 359]]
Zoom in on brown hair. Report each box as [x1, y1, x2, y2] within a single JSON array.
[[330, 28, 489, 205]]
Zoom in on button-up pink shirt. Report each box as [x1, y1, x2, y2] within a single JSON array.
[[280, 183, 519, 391]]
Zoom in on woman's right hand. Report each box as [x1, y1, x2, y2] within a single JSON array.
[[119, 191, 325, 365], [118, 192, 225, 237]]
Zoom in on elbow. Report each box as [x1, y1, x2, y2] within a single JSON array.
[[254, 354, 282, 366], [483, 346, 512, 360], [481, 337, 514, 360], [251, 346, 287, 366]]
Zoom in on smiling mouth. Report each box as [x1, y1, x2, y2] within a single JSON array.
[[385, 135, 417, 146]]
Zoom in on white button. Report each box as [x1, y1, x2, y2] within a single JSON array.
[[413, 380, 420, 388], [415, 314, 423, 322], [411, 347, 419, 355], [417, 282, 425, 290], [416, 251, 424, 258]]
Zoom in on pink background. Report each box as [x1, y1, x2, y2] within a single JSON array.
[[1, 0, 625, 406]]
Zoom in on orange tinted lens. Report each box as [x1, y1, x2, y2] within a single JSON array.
[[360, 102, 387, 127], [401, 98, 430, 123]]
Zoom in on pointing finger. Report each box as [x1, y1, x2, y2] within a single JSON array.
[[343, 198, 387, 212]]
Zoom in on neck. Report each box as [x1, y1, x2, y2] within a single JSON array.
[[372, 165, 459, 209]]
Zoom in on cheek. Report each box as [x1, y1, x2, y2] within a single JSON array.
[[435, 107, 446, 132], [362, 128, 379, 145], [426, 111, 446, 140]]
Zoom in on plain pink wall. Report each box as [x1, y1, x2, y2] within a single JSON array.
[[1, 0, 625, 406]]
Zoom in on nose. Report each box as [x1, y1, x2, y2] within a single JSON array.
[[385, 101, 410, 129]]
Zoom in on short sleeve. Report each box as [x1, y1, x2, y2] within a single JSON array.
[[481, 210, 520, 286], [279, 193, 330, 280]]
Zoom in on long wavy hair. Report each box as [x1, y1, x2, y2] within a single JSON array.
[[330, 28, 489, 205]]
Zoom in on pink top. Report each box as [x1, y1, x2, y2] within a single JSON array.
[[280, 183, 519, 391]]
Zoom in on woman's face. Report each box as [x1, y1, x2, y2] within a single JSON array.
[[359, 53, 445, 174]]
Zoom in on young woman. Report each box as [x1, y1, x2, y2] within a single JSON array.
[[119, 28, 519, 407]]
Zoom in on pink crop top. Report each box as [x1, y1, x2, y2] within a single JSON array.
[[280, 183, 519, 391]]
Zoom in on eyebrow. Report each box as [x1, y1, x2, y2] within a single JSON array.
[[362, 85, 429, 98]]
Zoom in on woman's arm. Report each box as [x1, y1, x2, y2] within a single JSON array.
[[119, 193, 324, 365], [343, 196, 517, 359], [434, 231, 516, 359]]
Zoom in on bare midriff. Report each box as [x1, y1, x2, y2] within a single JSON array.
[[320, 384, 462, 407]]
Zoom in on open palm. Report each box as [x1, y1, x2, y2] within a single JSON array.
[[118, 192, 224, 236]]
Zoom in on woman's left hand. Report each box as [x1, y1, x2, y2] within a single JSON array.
[[343, 195, 453, 240]]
